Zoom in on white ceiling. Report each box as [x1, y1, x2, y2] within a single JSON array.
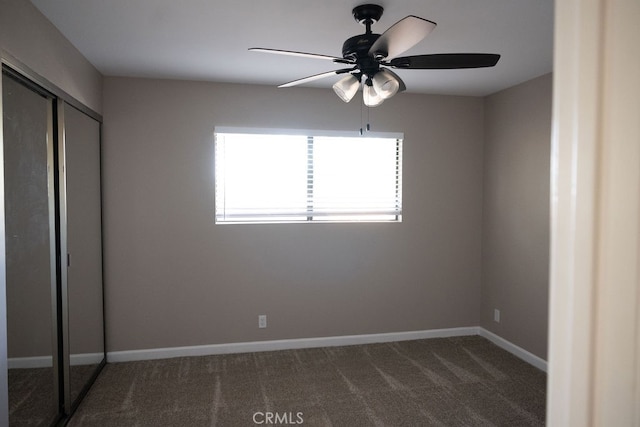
[[30, 0, 554, 96]]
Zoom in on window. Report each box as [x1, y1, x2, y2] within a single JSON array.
[[214, 128, 402, 224]]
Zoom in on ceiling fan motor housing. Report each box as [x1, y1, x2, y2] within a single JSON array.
[[342, 34, 383, 78], [341, 33, 380, 61]]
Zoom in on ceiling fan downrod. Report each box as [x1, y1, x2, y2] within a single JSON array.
[[352, 4, 383, 34]]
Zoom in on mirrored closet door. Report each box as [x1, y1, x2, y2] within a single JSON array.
[[59, 101, 105, 412], [3, 67, 60, 427], [2, 63, 106, 425]]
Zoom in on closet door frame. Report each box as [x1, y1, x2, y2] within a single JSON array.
[[57, 99, 70, 414], [0, 56, 9, 427], [0, 51, 105, 424]]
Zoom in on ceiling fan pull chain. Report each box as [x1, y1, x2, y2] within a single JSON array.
[[360, 92, 364, 135], [358, 93, 373, 135]]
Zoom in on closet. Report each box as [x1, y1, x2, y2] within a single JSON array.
[[2, 62, 105, 425]]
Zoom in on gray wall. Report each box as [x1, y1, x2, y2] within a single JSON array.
[[102, 77, 485, 352], [481, 73, 552, 359], [0, 0, 103, 113]]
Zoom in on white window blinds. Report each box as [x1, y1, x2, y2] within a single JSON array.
[[214, 129, 402, 224]]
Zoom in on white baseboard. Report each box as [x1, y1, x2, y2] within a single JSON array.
[[8, 355, 52, 369], [107, 326, 548, 373], [107, 327, 479, 363], [478, 327, 547, 372], [70, 352, 105, 366], [8, 352, 105, 369]]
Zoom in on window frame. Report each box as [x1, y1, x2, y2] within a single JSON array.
[[214, 127, 403, 225]]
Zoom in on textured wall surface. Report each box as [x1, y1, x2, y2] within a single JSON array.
[[481, 73, 552, 359], [102, 77, 485, 352]]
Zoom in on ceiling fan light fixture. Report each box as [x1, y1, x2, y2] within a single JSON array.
[[332, 74, 360, 102], [363, 79, 384, 107], [251, 5, 501, 101], [372, 69, 401, 99]]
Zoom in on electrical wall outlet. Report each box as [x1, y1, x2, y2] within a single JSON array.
[[494, 309, 501, 323], [258, 315, 267, 328]]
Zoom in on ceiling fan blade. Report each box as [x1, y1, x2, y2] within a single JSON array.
[[369, 16, 437, 60], [388, 53, 501, 69], [249, 48, 354, 64], [278, 68, 353, 88]]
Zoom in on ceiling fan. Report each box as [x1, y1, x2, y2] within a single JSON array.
[[250, 4, 500, 107]]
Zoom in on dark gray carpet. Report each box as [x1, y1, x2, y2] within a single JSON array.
[[8, 367, 57, 426], [9, 364, 102, 426], [68, 336, 546, 426]]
